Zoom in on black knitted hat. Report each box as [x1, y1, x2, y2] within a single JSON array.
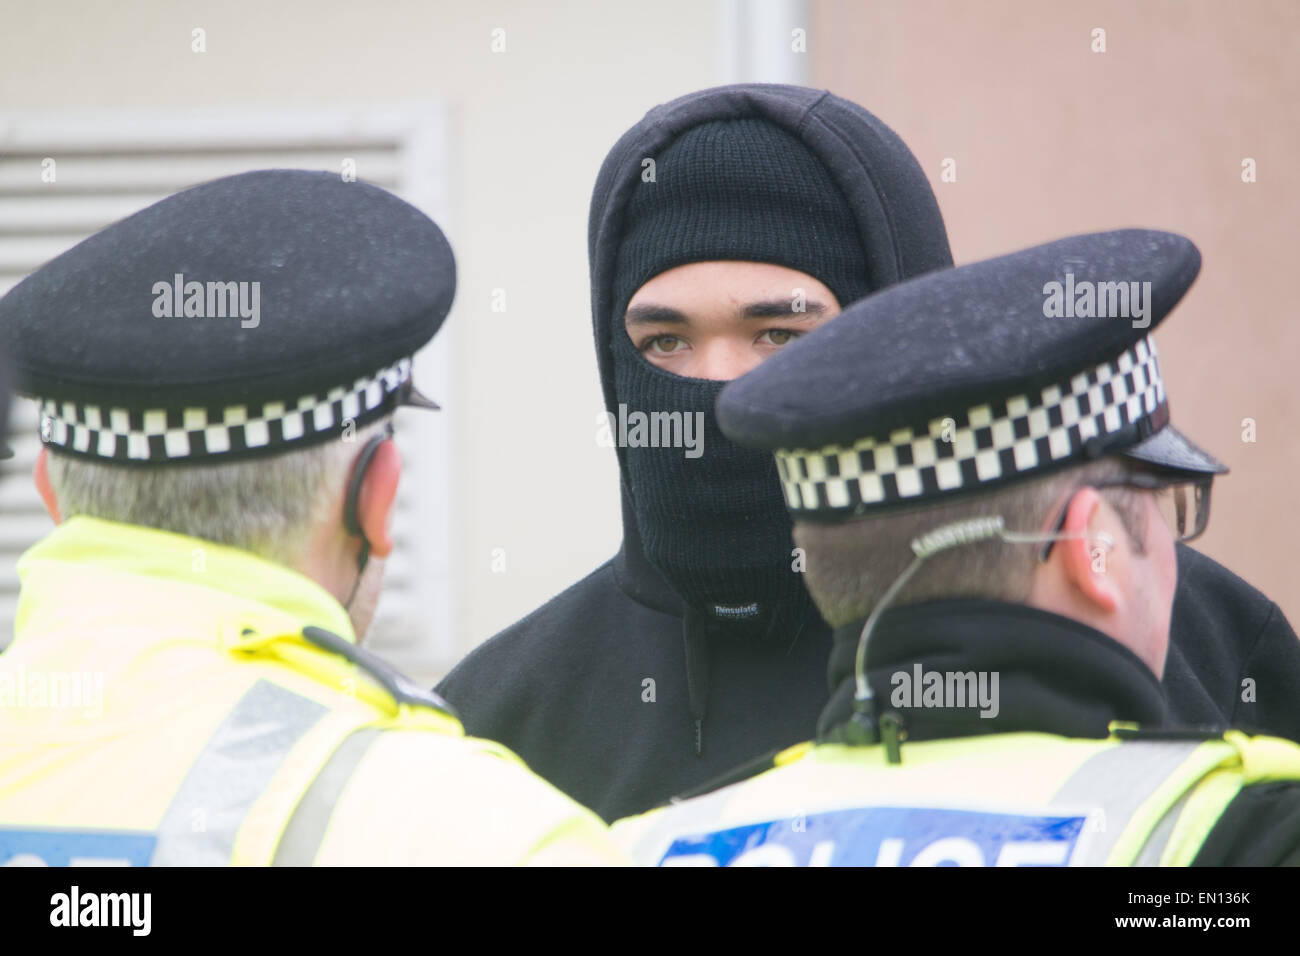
[[612, 118, 870, 319]]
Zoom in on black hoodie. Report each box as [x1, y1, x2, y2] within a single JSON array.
[[437, 85, 1300, 823]]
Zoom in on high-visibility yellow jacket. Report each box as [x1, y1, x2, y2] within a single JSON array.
[[611, 728, 1300, 866], [0, 517, 625, 866]]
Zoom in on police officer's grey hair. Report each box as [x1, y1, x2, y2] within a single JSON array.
[[795, 457, 1148, 628], [45, 418, 391, 567]]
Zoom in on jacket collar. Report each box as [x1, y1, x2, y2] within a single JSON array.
[[16, 516, 355, 643], [818, 598, 1169, 742]]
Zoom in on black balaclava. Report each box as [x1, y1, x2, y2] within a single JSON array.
[[610, 118, 870, 643]]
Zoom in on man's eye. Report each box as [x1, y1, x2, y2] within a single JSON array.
[[645, 335, 685, 354], [759, 329, 799, 346]]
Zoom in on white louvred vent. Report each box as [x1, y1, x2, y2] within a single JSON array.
[[0, 107, 455, 685]]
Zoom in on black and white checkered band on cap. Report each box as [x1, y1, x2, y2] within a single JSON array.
[[38, 357, 414, 463], [776, 337, 1168, 518]]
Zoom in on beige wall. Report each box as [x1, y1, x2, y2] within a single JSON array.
[[812, 0, 1300, 625]]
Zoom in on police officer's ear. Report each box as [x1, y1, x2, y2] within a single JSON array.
[[349, 437, 401, 559], [1053, 487, 1122, 615], [34, 448, 62, 525]]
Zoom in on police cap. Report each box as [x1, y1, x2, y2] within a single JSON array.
[[717, 229, 1226, 521], [0, 169, 454, 464]]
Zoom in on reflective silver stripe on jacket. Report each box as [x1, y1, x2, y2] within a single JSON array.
[[150, 679, 328, 866], [1133, 789, 1195, 867], [1053, 740, 1205, 866], [272, 728, 383, 866]]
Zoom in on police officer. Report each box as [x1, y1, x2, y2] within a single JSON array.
[[0, 170, 622, 866], [613, 229, 1300, 866]]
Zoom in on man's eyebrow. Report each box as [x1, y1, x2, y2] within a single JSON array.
[[625, 299, 832, 325], [741, 299, 830, 319], [625, 304, 688, 326]]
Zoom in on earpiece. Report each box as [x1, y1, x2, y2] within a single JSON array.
[[345, 430, 391, 543]]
